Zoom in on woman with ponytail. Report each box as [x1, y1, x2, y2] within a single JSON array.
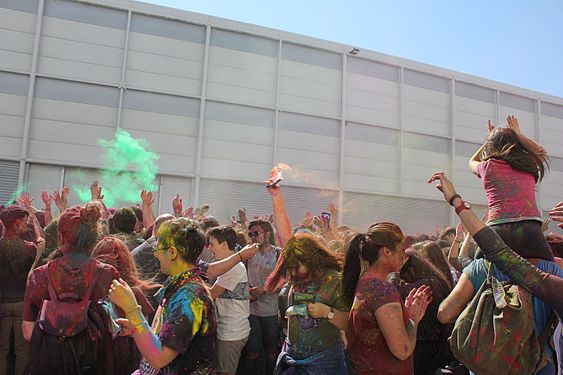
[[342, 222, 432, 375]]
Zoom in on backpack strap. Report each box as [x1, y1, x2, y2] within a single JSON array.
[[83, 262, 103, 302], [45, 263, 60, 302]]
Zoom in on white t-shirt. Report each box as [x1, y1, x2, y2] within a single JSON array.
[[215, 262, 251, 341]]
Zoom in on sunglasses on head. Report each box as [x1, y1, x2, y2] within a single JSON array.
[[248, 231, 262, 238]]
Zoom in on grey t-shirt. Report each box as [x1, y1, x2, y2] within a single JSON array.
[[247, 246, 280, 317]]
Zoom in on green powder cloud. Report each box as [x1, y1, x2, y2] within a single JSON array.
[[6, 184, 28, 205], [73, 129, 159, 208]]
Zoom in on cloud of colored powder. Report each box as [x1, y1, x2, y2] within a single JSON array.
[[7, 184, 28, 205], [72, 129, 159, 208]]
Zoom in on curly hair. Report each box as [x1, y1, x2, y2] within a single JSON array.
[[264, 232, 342, 292], [157, 217, 205, 264]]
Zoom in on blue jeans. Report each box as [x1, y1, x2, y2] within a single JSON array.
[[241, 315, 279, 375], [274, 339, 347, 375]]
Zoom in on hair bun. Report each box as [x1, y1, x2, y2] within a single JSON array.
[[81, 201, 102, 224]]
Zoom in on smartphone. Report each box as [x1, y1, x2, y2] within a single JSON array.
[[266, 177, 282, 187], [321, 212, 331, 226]]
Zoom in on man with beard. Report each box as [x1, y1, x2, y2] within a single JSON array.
[[240, 219, 280, 375]]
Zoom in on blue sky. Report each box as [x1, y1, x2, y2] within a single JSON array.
[[144, 0, 563, 99]]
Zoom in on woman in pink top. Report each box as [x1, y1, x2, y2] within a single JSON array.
[[469, 115, 553, 260]]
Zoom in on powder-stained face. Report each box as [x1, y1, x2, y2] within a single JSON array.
[[155, 222, 176, 275], [290, 261, 311, 284]]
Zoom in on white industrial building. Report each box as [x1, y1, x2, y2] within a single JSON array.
[[1, 0, 562, 234]]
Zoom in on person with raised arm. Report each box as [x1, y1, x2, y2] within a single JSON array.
[[428, 171, 563, 374], [468, 115, 553, 261]]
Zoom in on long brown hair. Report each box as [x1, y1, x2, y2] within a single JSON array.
[[481, 127, 549, 182], [264, 233, 341, 292], [414, 240, 455, 288], [92, 236, 160, 292], [400, 249, 452, 298], [341, 222, 404, 306]]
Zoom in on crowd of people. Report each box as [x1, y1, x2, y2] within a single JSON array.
[[0, 115, 562, 375]]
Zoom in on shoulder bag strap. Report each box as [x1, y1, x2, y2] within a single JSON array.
[[538, 310, 557, 349]]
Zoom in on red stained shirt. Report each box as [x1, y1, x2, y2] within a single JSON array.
[[347, 276, 413, 375], [477, 159, 541, 225]]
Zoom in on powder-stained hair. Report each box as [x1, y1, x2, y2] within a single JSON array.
[[264, 233, 341, 292], [157, 217, 205, 264]]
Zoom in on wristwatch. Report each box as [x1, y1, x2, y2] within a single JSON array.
[[327, 307, 335, 320], [454, 200, 471, 215]]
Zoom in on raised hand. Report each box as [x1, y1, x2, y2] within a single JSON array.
[[454, 221, 465, 242], [198, 204, 210, 218], [18, 192, 34, 212], [302, 212, 313, 227], [328, 203, 337, 215], [52, 187, 70, 213], [91, 180, 103, 201], [140, 190, 154, 206], [238, 208, 248, 224], [172, 194, 182, 216], [184, 207, 194, 218], [427, 171, 458, 204], [487, 119, 495, 135], [41, 191, 52, 209], [506, 115, 521, 135], [548, 201, 563, 229]]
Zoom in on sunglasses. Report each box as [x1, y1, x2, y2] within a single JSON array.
[[153, 245, 172, 255], [248, 231, 263, 238]]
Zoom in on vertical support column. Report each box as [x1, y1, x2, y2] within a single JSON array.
[[337, 52, 347, 225], [398, 67, 405, 194], [116, 9, 132, 129], [272, 40, 282, 166], [18, 0, 45, 186], [449, 78, 457, 225], [59, 166, 66, 190], [495, 89, 500, 126], [192, 24, 212, 208], [536, 99, 543, 209], [156, 175, 163, 215]]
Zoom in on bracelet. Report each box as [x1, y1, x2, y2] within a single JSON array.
[[124, 305, 142, 316], [449, 194, 461, 206], [237, 252, 243, 262], [454, 239, 462, 244], [130, 319, 150, 334]]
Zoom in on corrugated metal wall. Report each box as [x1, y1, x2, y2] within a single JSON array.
[[0, 0, 562, 234]]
